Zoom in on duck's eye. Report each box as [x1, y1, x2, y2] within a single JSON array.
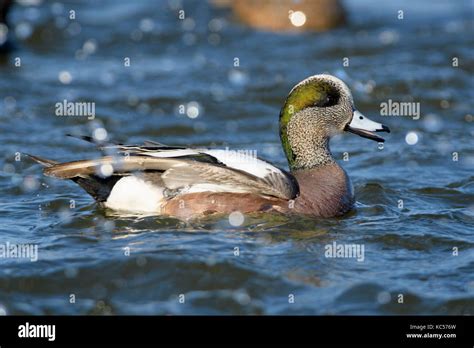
[[314, 93, 339, 107]]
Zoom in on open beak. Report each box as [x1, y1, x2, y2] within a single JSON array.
[[344, 110, 390, 142]]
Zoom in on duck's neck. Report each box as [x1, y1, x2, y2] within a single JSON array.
[[289, 135, 335, 171], [281, 109, 336, 171]]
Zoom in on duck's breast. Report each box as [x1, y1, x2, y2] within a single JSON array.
[[291, 163, 354, 217]]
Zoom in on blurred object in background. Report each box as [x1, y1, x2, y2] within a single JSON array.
[[0, 0, 13, 53], [0, 0, 11, 24], [229, 0, 346, 32], [209, 0, 233, 7]]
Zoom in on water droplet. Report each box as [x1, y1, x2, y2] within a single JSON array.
[[139, 18, 154, 32], [405, 132, 418, 145], [67, 22, 81, 36], [102, 220, 115, 232], [54, 16, 67, 29], [228, 69, 248, 86], [22, 176, 40, 192], [379, 30, 399, 45], [444, 20, 463, 33], [64, 267, 78, 278], [440, 100, 450, 109], [182, 18, 195, 31], [183, 32, 196, 45], [193, 121, 207, 132], [208, 18, 225, 32], [19, 0, 43, 6], [377, 291, 391, 304], [168, 0, 181, 10], [229, 211, 244, 226], [208, 33, 220, 45], [93, 127, 108, 142], [25, 6, 40, 20], [58, 208, 72, 223], [58, 71, 73, 84], [210, 83, 225, 101], [422, 113, 443, 133], [186, 102, 200, 119], [0, 23, 9, 45], [130, 29, 143, 41], [3, 163, 15, 174], [4, 96, 16, 111], [233, 290, 251, 305], [128, 95, 139, 106], [98, 164, 114, 178], [15, 22, 33, 40], [51, 2, 64, 15], [137, 102, 151, 115], [100, 71, 115, 86], [0, 304, 7, 316], [205, 255, 217, 266], [434, 140, 451, 154], [136, 256, 147, 267], [82, 39, 97, 54], [289, 11, 307, 27]]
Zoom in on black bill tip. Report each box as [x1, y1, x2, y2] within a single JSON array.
[[345, 125, 386, 142]]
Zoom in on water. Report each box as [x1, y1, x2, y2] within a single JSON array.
[[0, 0, 473, 315]]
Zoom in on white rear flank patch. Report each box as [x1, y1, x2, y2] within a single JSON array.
[[105, 176, 164, 213]]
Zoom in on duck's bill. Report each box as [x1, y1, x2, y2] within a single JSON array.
[[345, 110, 390, 142]]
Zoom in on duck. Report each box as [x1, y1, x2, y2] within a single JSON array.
[[29, 74, 390, 220], [229, 0, 346, 32]]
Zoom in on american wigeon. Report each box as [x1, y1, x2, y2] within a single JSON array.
[[29, 74, 389, 219]]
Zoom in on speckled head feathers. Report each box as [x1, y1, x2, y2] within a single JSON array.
[[279, 74, 355, 169]]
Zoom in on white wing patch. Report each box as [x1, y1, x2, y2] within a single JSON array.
[[136, 147, 284, 179], [145, 149, 200, 158], [204, 149, 282, 179]]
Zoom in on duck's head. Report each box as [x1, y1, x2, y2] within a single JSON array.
[[279, 74, 390, 170]]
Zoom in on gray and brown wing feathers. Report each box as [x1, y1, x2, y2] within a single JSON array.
[[30, 136, 299, 202], [41, 155, 297, 200]]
